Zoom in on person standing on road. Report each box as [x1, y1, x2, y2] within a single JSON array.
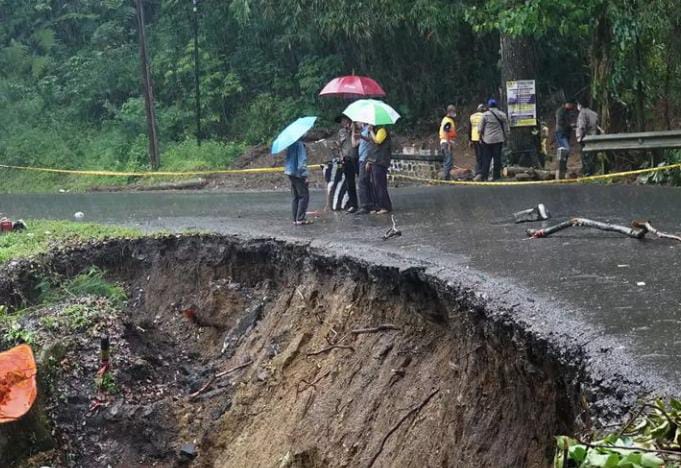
[[576, 101, 602, 176], [555, 100, 577, 154], [477, 99, 509, 181], [354, 122, 375, 214], [468, 103, 486, 179], [338, 116, 359, 212], [284, 139, 311, 225], [439, 104, 458, 180], [366, 125, 392, 214]]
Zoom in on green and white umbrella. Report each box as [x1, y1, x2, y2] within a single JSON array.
[[342, 99, 400, 126]]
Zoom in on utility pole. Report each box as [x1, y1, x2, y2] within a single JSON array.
[[134, 0, 160, 169], [193, 0, 202, 146]]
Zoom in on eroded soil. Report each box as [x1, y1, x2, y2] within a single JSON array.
[[0, 235, 584, 467]]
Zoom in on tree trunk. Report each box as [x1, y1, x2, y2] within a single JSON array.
[[134, 0, 160, 170], [500, 34, 539, 166]]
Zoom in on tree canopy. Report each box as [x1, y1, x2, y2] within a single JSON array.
[[0, 0, 679, 172]]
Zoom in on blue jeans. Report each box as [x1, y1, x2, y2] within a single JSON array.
[[441, 142, 453, 180], [555, 131, 570, 153]]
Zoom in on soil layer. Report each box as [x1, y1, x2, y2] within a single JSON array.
[[0, 235, 624, 467]]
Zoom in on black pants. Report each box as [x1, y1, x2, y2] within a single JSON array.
[[343, 157, 358, 209], [358, 160, 374, 211], [472, 142, 482, 175], [580, 145, 597, 176], [288, 176, 309, 222], [480, 142, 503, 180], [370, 164, 392, 211]]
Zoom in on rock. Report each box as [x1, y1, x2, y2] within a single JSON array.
[[38, 340, 70, 368], [451, 168, 473, 180], [179, 442, 198, 460], [256, 369, 269, 382]]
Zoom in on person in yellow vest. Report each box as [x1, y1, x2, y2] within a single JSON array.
[[468, 104, 486, 179], [439, 104, 458, 180]]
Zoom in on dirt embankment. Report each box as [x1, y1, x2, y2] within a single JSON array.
[[1, 235, 596, 467]]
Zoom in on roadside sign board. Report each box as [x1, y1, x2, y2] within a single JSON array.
[[506, 80, 537, 127]]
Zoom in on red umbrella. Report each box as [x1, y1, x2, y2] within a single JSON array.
[[319, 75, 386, 99]]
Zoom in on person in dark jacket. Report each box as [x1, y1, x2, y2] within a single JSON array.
[[555, 100, 577, 154], [366, 125, 392, 214], [477, 99, 509, 181], [337, 116, 359, 212], [284, 139, 311, 225], [354, 122, 375, 214]]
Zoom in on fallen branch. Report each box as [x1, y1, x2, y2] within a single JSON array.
[[215, 359, 253, 378], [527, 218, 646, 239], [366, 388, 440, 467], [188, 376, 216, 400], [383, 215, 402, 240], [306, 344, 356, 356], [350, 324, 401, 335], [296, 371, 330, 395], [632, 220, 681, 242]]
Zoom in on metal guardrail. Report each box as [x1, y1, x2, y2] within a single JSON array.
[[582, 130, 681, 153], [392, 152, 443, 162]]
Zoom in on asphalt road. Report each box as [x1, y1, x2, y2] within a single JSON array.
[[2, 184, 680, 388]]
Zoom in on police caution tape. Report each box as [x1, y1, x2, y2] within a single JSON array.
[[1, 162, 680, 185]]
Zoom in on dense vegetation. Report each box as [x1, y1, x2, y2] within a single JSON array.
[[1, 0, 680, 179]]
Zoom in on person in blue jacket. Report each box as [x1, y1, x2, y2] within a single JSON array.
[[285, 139, 311, 225]]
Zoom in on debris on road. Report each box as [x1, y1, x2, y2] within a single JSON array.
[[632, 220, 681, 242], [527, 218, 681, 241], [0, 217, 27, 233], [383, 215, 402, 240], [527, 218, 646, 239], [513, 204, 551, 223]]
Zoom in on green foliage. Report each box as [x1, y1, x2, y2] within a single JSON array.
[[0, 220, 141, 264], [638, 151, 681, 186], [40, 267, 127, 306], [0, 307, 35, 345], [0, 0, 680, 187], [97, 372, 118, 394], [555, 400, 681, 467]]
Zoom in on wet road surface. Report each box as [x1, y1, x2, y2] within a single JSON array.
[[2, 184, 681, 387]]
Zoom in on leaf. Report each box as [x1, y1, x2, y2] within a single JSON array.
[[670, 399, 681, 412], [639, 452, 663, 468], [569, 445, 588, 462], [587, 451, 620, 467]]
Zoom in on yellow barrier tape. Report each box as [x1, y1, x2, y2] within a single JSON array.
[[392, 162, 681, 186], [1, 161, 679, 185], [0, 164, 288, 177]]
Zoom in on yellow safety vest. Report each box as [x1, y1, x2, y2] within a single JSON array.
[[439, 116, 457, 143], [469, 112, 484, 142]]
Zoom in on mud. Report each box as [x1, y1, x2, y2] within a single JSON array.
[[0, 234, 646, 467]]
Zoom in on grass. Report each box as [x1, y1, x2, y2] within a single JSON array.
[[0, 219, 141, 264], [40, 267, 127, 307]]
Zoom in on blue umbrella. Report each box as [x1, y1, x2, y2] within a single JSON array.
[[271, 116, 317, 154]]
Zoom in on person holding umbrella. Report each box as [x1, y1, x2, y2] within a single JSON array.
[[271, 116, 316, 225], [337, 115, 359, 212], [319, 75, 387, 214], [354, 122, 375, 214], [342, 99, 400, 215], [366, 125, 392, 214]]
